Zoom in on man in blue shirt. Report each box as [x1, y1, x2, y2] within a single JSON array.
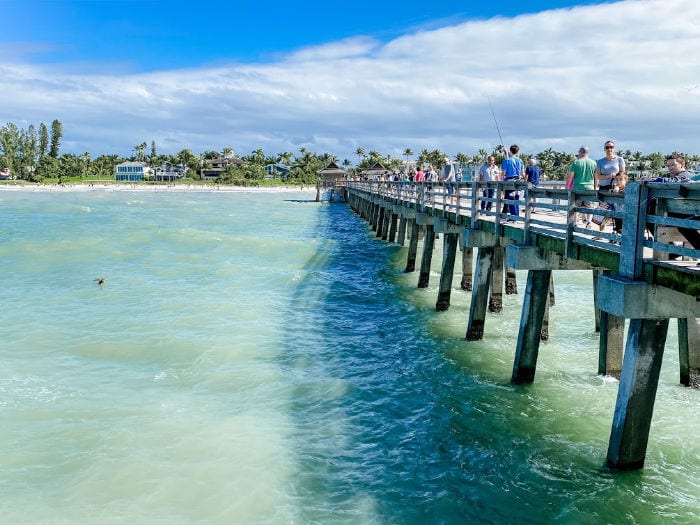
[[501, 144, 525, 218], [525, 158, 541, 213], [525, 158, 541, 186]]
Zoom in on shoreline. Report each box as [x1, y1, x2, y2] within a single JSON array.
[[0, 182, 317, 194]]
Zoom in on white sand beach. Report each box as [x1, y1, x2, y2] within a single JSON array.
[[0, 182, 318, 194]]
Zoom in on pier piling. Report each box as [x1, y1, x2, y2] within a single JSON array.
[[466, 247, 494, 340], [607, 319, 669, 470], [418, 223, 436, 288], [678, 317, 700, 387], [460, 245, 473, 291], [436, 232, 459, 311], [511, 269, 552, 384]]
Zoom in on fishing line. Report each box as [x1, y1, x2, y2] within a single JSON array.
[[487, 95, 505, 150]]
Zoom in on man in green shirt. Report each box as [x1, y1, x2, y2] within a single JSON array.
[[566, 146, 597, 226]]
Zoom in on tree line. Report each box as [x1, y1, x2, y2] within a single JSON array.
[[1, 120, 696, 184]]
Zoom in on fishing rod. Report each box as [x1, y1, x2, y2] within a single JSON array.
[[487, 95, 508, 156]]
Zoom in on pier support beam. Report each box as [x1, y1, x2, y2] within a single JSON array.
[[388, 210, 398, 243], [506, 266, 518, 295], [678, 317, 700, 387], [371, 201, 381, 233], [397, 216, 407, 246], [593, 269, 602, 333], [599, 313, 625, 378], [607, 318, 669, 470], [540, 274, 555, 341], [460, 246, 473, 291], [405, 221, 420, 273], [418, 224, 436, 288], [381, 205, 390, 240], [511, 269, 552, 384], [490, 246, 505, 313], [466, 247, 494, 340], [436, 232, 459, 311]]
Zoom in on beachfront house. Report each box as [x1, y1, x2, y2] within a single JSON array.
[[153, 163, 187, 181], [362, 162, 389, 181], [201, 155, 243, 180], [115, 161, 152, 182], [264, 163, 292, 180]]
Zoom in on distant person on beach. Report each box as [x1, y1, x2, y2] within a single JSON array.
[[479, 155, 500, 211], [566, 146, 596, 227], [501, 144, 525, 218]]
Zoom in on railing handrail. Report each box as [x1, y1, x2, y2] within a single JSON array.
[[347, 179, 700, 286]]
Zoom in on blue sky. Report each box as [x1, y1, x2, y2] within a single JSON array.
[[1, 0, 698, 162], [4, 1, 611, 70]]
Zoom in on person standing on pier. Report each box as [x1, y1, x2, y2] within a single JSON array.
[[443, 157, 457, 204], [642, 155, 694, 183], [594, 141, 626, 235], [501, 144, 525, 218], [566, 146, 596, 227], [414, 166, 425, 182], [525, 158, 541, 212], [642, 154, 699, 250], [595, 140, 626, 190], [479, 155, 500, 211]]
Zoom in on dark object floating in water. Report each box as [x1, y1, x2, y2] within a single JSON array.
[[94, 278, 105, 286]]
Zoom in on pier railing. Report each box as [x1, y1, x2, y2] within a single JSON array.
[[347, 179, 700, 297]]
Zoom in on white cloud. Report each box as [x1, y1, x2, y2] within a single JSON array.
[[0, 0, 698, 161]]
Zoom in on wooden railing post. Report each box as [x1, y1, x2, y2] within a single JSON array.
[[618, 182, 648, 280]]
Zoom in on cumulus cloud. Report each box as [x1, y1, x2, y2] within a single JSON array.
[[0, 0, 698, 160]]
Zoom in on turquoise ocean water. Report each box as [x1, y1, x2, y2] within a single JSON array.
[[0, 188, 698, 524]]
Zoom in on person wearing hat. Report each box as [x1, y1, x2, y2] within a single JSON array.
[[442, 157, 457, 204], [566, 146, 597, 227]]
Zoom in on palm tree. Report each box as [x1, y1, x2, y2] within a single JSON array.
[[455, 152, 471, 166], [319, 152, 338, 165], [354, 147, 366, 166], [278, 151, 294, 166], [403, 148, 413, 163], [536, 148, 556, 180], [630, 151, 643, 179], [81, 152, 91, 177], [417, 149, 430, 167], [133, 142, 147, 162], [251, 148, 266, 165]]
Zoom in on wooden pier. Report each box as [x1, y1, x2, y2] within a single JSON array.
[[346, 179, 700, 470]]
